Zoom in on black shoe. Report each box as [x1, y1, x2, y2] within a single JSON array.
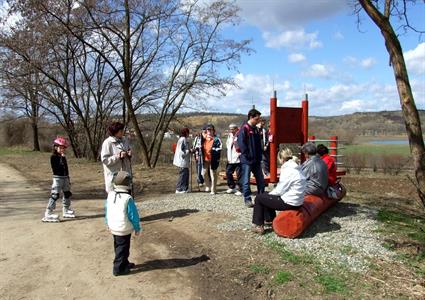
[[128, 262, 136, 269], [113, 268, 131, 276]]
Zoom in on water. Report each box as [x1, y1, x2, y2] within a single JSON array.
[[367, 140, 408, 145]]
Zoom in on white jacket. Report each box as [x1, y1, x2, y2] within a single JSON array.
[[101, 136, 132, 193], [106, 191, 135, 236], [226, 133, 240, 164], [269, 159, 306, 206], [173, 137, 190, 168]]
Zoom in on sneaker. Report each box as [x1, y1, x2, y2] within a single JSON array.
[[235, 190, 242, 196], [264, 221, 273, 226], [175, 190, 187, 194], [198, 183, 205, 187], [113, 268, 131, 276], [251, 225, 265, 235], [226, 188, 236, 194], [205, 187, 210, 192], [210, 191, 216, 195], [62, 208, 75, 218], [42, 210, 60, 222], [244, 200, 254, 208]]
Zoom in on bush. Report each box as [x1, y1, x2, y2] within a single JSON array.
[[345, 153, 366, 174]]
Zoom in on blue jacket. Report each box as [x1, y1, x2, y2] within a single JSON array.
[[237, 122, 263, 165]]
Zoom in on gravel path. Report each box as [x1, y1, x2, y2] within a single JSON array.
[[141, 191, 394, 273]]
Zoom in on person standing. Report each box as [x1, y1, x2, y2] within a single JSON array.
[[226, 123, 242, 195], [257, 118, 270, 176], [173, 127, 191, 193], [42, 136, 75, 222], [192, 128, 205, 188], [201, 124, 222, 195], [300, 142, 328, 196], [238, 109, 265, 207], [101, 122, 132, 193], [105, 171, 141, 276]]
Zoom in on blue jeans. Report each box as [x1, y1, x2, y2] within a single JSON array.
[[240, 163, 265, 202]]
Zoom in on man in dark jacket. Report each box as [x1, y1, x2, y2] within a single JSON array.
[[238, 109, 265, 207]]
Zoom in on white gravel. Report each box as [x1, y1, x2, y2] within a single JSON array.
[[140, 191, 394, 273]]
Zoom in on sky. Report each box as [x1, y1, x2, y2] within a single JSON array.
[[202, 0, 425, 116]]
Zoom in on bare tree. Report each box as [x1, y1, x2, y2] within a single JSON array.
[[39, 0, 251, 167], [0, 49, 43, 151], [354, 0, 425, 208]]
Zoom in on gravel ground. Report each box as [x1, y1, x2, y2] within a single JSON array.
[[140, 190, 394, 273]]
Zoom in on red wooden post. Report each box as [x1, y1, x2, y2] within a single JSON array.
[[329, 135, 338, 163], [270, 92, 278, 183], [301, 95, 309, 145]]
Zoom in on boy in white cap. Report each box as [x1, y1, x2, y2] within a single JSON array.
[[226, 124, 242, 195], [105, 171, 141, 276]]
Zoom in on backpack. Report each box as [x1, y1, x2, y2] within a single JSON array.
[[326, 181, 347, 200], [234, 123, 252, 153]]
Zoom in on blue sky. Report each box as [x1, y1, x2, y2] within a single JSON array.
[[202, 0, 425, 116]]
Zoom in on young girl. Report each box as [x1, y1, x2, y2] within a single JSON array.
[[42, 136, 75, 222]]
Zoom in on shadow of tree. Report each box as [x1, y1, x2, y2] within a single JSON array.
[[131, 255, 210, 273]]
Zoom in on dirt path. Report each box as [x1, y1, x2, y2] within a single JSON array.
[[0, 163, 271, 300]]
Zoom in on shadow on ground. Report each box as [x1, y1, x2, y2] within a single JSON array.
[[131, 254, 210, 273], [141, 209, 199, 223]]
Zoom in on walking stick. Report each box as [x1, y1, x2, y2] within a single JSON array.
[[190, 152, 193, 192]]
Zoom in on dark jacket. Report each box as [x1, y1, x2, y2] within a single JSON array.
[[301, 155, 328, 196], [237, 122, 263, 165], [51, 153, 69, 177]]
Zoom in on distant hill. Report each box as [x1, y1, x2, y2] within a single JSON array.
[[170, 110, 425, 143]]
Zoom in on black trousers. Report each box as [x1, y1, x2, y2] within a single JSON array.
[[226, 163, 241, 189], [252, 193, 302, 225], [113, 234, 131, 274], [176, 167, 189, 192]]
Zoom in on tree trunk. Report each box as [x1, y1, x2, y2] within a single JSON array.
[[359, 0, 425, 207], [30, 100, 40, 151]]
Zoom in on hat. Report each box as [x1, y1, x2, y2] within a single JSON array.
[[301, 142, 317, 155], [113, 171, 132, 192], [53, 136, 69, 148], [205, 123, 215, 130], [228, 123, 238, 129]]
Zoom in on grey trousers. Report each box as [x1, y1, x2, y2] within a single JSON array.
[[46, 176, 72, 211], [176, 167, 189, 192]]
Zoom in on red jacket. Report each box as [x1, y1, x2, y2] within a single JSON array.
[[321, 154, 337, 186]]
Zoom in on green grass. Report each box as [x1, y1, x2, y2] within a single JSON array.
[[274, 270, 292, 284], [377, 209, 425, 276], [344, 144, 410, 156], [266, 240, 314, 265], [249, 264, 271, 274], [315, 274, 348, 294], [0, 146, 33, 156]]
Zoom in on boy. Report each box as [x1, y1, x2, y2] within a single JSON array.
[[105, 171, 141, 276]]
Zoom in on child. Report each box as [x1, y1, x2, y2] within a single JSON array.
[[105, 171, 141, 276], [42, 136, 75, 222]]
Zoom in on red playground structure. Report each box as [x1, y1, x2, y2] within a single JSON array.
[[267, 91, 346, 238]]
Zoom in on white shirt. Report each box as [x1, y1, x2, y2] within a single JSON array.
[[226, 133, 240, 164], [269, 159, 306, 206]]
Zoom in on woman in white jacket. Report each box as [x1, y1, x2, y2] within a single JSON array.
[[173, 127, 191, 193], [252, 148, 306, 234], [101, 122, 132, 193]]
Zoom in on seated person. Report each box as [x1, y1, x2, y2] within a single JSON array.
[[251, 148, 306, 234], [300, 142, 328, 196], [317, 144, 337, 186]]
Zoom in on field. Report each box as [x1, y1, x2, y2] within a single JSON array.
[[0, 147, 424, 299], [344, 144, 410, 156]]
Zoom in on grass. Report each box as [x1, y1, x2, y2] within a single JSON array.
[[266, 240, 314, 265], [315, 274, 348, 294], [249, 264, 271, 274], [0, 146, 34, 156], [274, 271, 292, 284], [344, 144, 410, 156], [376, 209, 425, 276]]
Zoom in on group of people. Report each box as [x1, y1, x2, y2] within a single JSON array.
[[40, 110, 338, 276]]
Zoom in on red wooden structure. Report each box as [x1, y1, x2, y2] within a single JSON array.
[[268, 92, 308, 183]]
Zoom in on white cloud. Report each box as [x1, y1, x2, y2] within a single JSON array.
[[263, 29, 322, 50], [236, 0, 348, 30], [288, 53, 306, 63], [405, 43, 425, 75], [333, 31, 344, 40], [340, 100, 364, 111], [302, 64, 332, 78], [343, 56, 377, 69]]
